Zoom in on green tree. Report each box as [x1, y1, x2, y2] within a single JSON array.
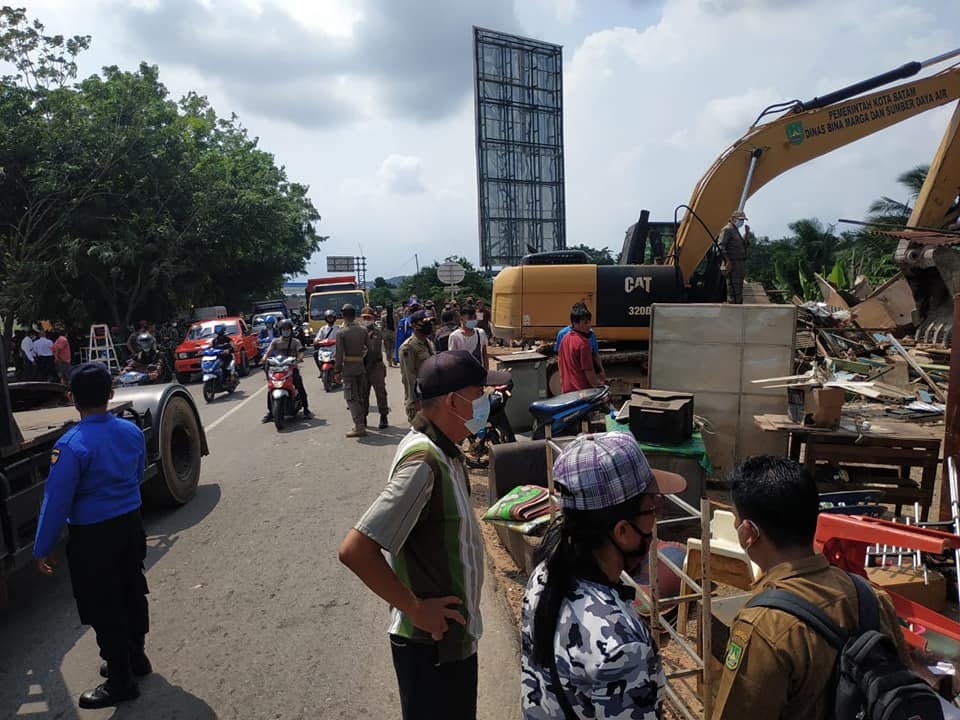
[[396, 257, 492, 307], [568, 243, 618, 265], [367, 276, 396, 308], [866, 164, 928, 226]]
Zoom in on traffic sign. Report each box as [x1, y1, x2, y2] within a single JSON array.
[[326, 256, 356, 272], [437, 262, 465, 285]]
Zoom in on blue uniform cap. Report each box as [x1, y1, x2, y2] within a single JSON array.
[[69, 362, 113, 407]]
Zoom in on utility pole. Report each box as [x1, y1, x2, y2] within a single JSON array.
[[414, 253, 420, 274]]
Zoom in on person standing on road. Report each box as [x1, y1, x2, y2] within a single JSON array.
[[475, 299, 492, 341], [521, 432, 684, 720], [34, 329, 56, 382], [717, 210, 749, 304], [20, 328, 37, 380], [262, 318, 313, 422], [394, 300, 420, 364], [433, 309, 459, 353], [32, 362, 152, 710], [361, 306, 390, 429], [448, 305, 488, 369], [382, 304, 397, 367], [335, 304, 369, 438], [53, 330, 72, 384], [399, 311, 435, 424], [339, 351, 512, 720]]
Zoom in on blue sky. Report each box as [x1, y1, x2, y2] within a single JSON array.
[[24, 0, 960, 279]]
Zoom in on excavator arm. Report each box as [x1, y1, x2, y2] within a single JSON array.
[[671, 53, 960, 282]]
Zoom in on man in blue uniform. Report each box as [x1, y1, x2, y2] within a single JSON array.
[[33, 362, 151, 710]]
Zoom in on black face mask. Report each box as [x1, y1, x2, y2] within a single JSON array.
[[610, 520, 652, 574], [418, 323, 434, 336]]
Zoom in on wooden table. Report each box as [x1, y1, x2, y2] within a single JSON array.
[[754, 414, 942, 520]]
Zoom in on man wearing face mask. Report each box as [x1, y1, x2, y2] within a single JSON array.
[[339, 351, 511, 720], [713, 456, 911, 720], [717, 210, 749, 304], [262, 318, 312, 423], [520, 432, 685, 720], [360, 306, 389, 429], [448, 305, 488, 369], [398, 310, 435, 424]]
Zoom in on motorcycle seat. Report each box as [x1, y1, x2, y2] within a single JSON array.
[[528, 386, 609, 421]]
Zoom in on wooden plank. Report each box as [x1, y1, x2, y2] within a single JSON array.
[[886, 333, 947, 403]]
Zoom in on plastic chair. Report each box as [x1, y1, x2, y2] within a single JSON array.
[[676, 509, 761, 632]]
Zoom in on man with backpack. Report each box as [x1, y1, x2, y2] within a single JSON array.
[[433, 310, 460, 353], [714, 455, 942, 720]]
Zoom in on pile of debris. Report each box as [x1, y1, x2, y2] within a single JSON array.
[[786, 271, 949, 424]]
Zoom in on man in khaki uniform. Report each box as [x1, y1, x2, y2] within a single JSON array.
[[717, 210, 749, 304], [360, 306, 389, 429], [398, 310, 435, 424], [334, 304, 369, 438], [713, 456, 909, 720]]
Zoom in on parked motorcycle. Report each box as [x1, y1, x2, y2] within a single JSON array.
[[315, 338, 340, 392], [465, 380, 517, 469], [200, 348, 239, 403], [266, 355, 303, 430], [114, 358, 170, 387], [529, 385, 611, 440]]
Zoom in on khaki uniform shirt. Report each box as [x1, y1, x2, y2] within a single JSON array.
[[399, 334, 434, 405], [717, 222, 748, 262], [335, 321, 368, 377], [266, 336, 302, 359], [365, 327, 386, 368], [713, 555, 908, 720]]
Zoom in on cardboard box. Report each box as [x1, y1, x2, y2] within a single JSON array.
[[787, 386, 845, 428]]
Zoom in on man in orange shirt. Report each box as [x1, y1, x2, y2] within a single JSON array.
[[52, 330, 73, 384]]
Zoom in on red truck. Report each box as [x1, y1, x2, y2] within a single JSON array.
[[174, 316, 260, 383]]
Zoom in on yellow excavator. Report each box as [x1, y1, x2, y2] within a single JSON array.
[[492, 48, 960, 359]]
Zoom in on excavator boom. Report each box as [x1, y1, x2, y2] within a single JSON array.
[[672, 58, 960, 281]]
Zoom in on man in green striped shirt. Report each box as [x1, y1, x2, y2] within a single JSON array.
[[339, 351, 511, 720]]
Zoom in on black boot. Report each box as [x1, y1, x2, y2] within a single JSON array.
[[78, 679, 139, 709], [100, 653, 152, 679], [378, 413, 389, 429]]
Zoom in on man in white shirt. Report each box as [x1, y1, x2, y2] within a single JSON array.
[[447, 305, 488, 370], [20, 329, 37, 380], [313, 310, 339, 376], [34, 329, 56, 382]]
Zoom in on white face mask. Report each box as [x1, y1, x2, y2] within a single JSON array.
[[735, 219, 745, 229], [454, 392, 490, 435], [363, 320, 374, 328]]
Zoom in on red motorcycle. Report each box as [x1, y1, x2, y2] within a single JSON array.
[[266, 356, 303, 431], [314, 338, 340, 392]]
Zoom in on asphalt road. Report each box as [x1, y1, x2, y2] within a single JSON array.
[[0, 363, 521, 719]]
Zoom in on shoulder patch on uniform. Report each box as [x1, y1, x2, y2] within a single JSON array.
[[50, 448, 60, 465], [725, 641, 743, 671]]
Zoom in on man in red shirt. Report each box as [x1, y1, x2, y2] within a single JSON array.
[[557, 302, 601, 393]]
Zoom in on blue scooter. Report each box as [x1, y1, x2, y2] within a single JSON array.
[[201, 348, 239, 403], [529, 385, 611, 440]]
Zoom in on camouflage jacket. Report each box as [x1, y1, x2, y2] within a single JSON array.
[[520, 562, 665, 720]]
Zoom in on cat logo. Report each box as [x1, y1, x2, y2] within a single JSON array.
[[624, 276, 652, 294]]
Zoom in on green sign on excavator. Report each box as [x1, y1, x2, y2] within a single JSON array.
[[786, 121, 804, 145]]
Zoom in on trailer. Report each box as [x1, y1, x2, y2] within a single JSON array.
[[0, 358, 209, 600]]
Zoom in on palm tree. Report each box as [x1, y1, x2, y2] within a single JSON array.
[[866, 164, 928, 225]]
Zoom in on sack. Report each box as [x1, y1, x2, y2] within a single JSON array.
[[747, 572, 943, 720]]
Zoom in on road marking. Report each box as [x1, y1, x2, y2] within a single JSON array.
[[205, 384, 267, 432]]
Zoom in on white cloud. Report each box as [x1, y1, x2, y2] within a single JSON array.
[[377, 154, 427, 195]]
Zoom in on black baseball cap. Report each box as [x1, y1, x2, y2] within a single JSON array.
[[416, 350, 511, 400], [69, 362, 113, 408]]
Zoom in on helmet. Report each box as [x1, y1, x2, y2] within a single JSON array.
[[279, 318, 294, 332], [264, 315, 276, 326], [324, 310, 336, 321], [136, 333, 156, 352], [214, 324, 226, 336]]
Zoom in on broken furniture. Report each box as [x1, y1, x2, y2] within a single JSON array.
[[755, 413, 942, 520], [675, 509, 760, 632]]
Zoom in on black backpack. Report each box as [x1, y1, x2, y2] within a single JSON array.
[[747, 571, 943, 720], [434, 324, 456, 352]]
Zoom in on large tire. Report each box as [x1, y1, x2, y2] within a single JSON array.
[[238, 351, 250, 377], [141, 395, 202, 507], [273, 396, 285, 431], [202, 380, 216, 404], [175, 371, 191, 384]]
